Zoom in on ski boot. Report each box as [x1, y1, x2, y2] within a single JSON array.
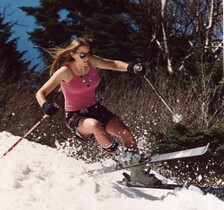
[[115, 150, 162, 187]]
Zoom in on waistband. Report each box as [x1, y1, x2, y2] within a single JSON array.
[[65, 103, 98, 119]]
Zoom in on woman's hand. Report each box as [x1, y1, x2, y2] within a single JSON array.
[[42, 102, 59, 116], [127, 62, 146, 76]]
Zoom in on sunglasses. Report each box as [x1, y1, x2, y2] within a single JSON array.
[[76, 52, 91, 59]]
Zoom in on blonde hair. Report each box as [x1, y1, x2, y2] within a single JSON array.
[[43, 37, 92, 76]]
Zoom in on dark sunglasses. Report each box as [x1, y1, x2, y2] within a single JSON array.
[[76, 52, 91, 59]]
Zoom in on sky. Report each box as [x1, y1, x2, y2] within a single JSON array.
[[0, 131, 224, 210], [0, 0, 44, 70]]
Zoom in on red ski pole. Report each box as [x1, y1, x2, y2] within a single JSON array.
[[0, 114, 48, 159]]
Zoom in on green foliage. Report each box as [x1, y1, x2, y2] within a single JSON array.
[[149, 123, 224, 185], [182, 45, 223, 83], [150, 123, 224, 156]]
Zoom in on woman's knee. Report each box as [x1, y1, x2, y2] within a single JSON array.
[[83, 118, 103, 132]]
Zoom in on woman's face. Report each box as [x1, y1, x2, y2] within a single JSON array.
[[71, 45, 91, 66]]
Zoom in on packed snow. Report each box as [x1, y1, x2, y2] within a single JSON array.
[[0, 131, 223, 210]]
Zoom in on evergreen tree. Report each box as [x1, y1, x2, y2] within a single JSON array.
[[0, 12, 30, 84], [21, 0, 135, 64]]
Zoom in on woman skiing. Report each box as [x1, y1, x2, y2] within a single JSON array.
[[36, 37, 161, 186]]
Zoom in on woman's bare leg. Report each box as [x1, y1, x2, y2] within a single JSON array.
[[106, 117, 138, 152], [76, 117, 113, 148]]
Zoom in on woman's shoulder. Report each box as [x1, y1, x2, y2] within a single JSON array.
[[89, 55, 101, 69], [53, 65, 73, 83]]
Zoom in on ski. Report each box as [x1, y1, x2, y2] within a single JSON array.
[[89, 143, 209, 175], [118, 181, 224, 197], [148, 143, 209, 164]]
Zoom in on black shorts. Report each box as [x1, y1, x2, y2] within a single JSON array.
[[65, 103, 116, 139]]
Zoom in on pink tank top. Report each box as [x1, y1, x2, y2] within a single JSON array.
[[60, 65, 100, 111]]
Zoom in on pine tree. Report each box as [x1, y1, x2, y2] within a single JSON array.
[[20, 0, 135, 64], [0, 13, 30, 84]]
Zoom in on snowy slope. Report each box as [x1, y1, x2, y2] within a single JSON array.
[[0, 131, 223, 210]]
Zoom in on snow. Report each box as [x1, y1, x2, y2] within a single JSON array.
[[0, 131, 223, 210]]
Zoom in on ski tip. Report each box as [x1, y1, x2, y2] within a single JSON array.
[[203, 143, 210, 154]]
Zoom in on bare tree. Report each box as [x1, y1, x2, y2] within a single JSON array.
[[161, 0, 173, 73], [163, 0, 223, 72]]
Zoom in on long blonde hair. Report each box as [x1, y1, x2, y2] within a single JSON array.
[[43, 37, 92, 76]]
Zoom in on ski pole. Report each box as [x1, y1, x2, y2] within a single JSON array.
[[0, 114, 48, 159], [143, 75, 182, 123]]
